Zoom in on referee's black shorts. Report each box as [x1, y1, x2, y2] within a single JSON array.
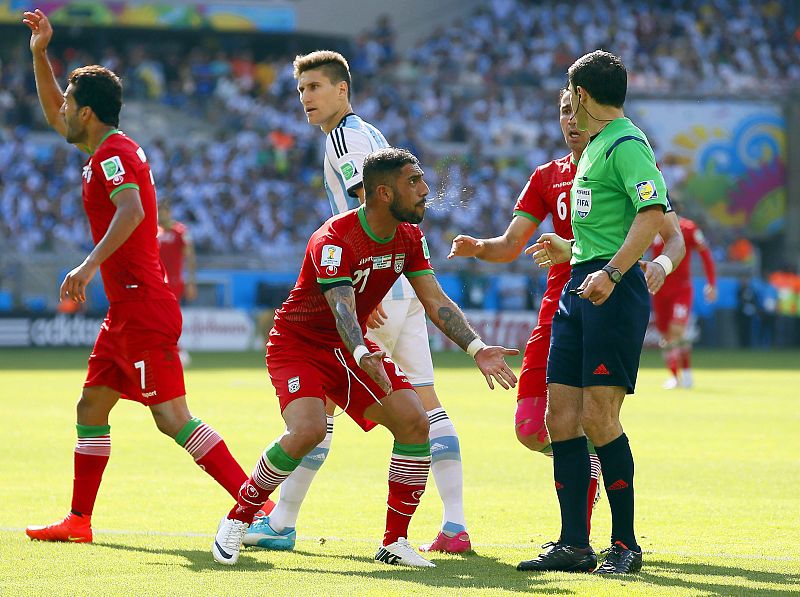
[[546, 259, 650, 394]]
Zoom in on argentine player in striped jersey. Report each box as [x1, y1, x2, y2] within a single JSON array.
[[244, 51, 472, 555]]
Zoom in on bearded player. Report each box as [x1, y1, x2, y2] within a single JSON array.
[[245, 50, 472, 555], [449, 88, 685, 535], [23, 9, 255, 544], [211, 148, 518, 567], [651, 210, 716, 389]]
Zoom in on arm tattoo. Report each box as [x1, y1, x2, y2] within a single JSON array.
[[323, 285, 366, 353], [435, 299, 479, 351]]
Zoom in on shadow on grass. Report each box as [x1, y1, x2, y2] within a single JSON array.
[[283, 550, 572, 594], [628, 558, 800, 596], [89, 542, 800, 594], [94, 540, 274, 573]]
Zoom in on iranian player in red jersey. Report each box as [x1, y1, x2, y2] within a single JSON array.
[[23, 9, 256, 545], [651, 214, 717, 389], [157, 201, 197, 365], [212, 148, 518, 568], [450, 90, 685, 536], [157, 202, 197, 304]]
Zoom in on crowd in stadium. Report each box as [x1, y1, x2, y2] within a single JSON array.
[[1, 0, 798, 260]]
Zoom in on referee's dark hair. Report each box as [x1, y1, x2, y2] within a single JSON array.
[[363, 148, 419, 200], [568, 50, 627, 108], [69, 65, 122, 127]]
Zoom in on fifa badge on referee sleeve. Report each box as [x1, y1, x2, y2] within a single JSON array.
[[635, 180, 658, 202]]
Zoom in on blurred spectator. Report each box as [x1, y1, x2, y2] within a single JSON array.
[[0, 0, 797, 266]]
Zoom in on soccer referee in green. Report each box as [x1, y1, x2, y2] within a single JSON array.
[[519, 50, 667, 574]]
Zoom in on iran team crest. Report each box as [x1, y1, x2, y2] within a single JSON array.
[[288, 376, 300, 393], [394, 253, 405, 273]]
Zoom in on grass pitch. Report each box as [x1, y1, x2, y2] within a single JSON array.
[[1, 348, 799, 596]]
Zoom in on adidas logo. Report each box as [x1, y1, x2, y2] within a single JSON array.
[[375, 547, 401, 565], [593, 364, 610, 375], [430, 442, 446, 453], [308, 452, 326, 461], [608, 479, 629, 491]]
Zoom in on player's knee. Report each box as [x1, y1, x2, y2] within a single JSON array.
[[287, 419, 327, 453], [394, 408, 429, 444], [408, 410, 430, 443], [515, 419, 549, 452], [544, 405, 579, 438], [580, 404, 614, 439]]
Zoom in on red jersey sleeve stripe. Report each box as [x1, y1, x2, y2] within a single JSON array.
[[513, 209, 541, 224]]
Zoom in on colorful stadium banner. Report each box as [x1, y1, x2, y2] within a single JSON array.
[[0, 0, 295, 31], [629, 99, 786, 236]]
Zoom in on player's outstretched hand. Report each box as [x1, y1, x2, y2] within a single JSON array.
[[524, 233, 571, 268], [448, 235, 484, 259], [366, 301, 388, 329], [358, 350, 392, 397], [639, 259, 666, 295], [23, 9, 53, 53], [474, 346, 519, 390], [60, 259, 99, 303]]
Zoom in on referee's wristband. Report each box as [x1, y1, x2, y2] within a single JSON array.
[[466, 338, 487, 358], [653, 254, 674, 276], [352, 344, 369, 365]]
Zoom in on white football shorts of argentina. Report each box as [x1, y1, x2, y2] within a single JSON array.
[[366, 295, 435, 386]]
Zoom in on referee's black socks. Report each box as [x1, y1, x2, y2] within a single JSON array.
[[551, 436, 591, 548], [595, 432, 640, 552]]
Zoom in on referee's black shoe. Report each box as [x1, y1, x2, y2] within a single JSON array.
[[517, 541, 597, 572], [594, 541, 643, 574]]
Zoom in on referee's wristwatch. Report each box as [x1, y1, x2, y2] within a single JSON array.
[[602, 264, 622, 284]]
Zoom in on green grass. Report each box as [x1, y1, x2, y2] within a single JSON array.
[[1, 348, 799, 596]]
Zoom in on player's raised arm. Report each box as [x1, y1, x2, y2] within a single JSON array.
[[448, 216, 538, 263], [322, 284, 391, 395], [408, 273, 518, 390], [23, 9, 68, 139]]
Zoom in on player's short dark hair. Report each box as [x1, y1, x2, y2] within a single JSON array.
[[293, 50, 352, 99], [69, 65, 122, 127], [363, 148, 419, 199], [568, 50, 627, 108]]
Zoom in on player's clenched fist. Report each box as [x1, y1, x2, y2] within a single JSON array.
[[474, 345, 519, 390], [22, 9, 53, 53], [448, 235, 484, 259], [358, 350, 392, 397]]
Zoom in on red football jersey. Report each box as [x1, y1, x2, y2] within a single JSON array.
[[157, 222, 188, 290], [513, 153, 576, 327], [652, 217, 714, 293], [272, 207, 433, 347], [81, 130, 173, 303]]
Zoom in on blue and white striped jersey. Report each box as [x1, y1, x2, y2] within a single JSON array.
[[323, 113, 416, 301]]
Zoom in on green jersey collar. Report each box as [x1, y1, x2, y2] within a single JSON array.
[[90, 128, 121, 156], [357, 206, 395, 244]]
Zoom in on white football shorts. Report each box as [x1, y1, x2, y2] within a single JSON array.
[[366, 295, 435, 386]]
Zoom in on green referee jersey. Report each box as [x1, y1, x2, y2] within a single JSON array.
[[570, 117, 668, 264]]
